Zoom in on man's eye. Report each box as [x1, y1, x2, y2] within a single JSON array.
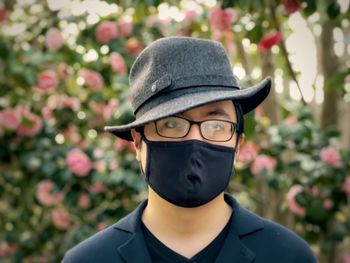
[[165, 121, 178, 128], [210, 122, 224, 131]]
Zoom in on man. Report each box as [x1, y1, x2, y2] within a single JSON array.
[[63, 37, 316, 262]]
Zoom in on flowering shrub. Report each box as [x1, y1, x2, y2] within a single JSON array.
[[235, 109, 350, 253], [0, 1, 348, 262]]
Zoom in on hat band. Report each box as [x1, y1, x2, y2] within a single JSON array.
[[135, 85, 239, 119], [131, 74, 238, 112]]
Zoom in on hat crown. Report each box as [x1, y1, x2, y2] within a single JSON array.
[[129, 37, 239, 113]]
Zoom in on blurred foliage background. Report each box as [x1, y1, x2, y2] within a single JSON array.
[[0, 0, 350, 262]]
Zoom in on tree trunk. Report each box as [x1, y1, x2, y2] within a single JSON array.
[[260, 51, 279, 125], [320, 21, 340, 128]]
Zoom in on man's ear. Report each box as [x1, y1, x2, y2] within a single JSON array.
[[131, 129, 142, 161], [235, 134, 245, 156]]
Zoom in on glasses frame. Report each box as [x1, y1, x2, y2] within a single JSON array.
[[154, 115, 238, 142]]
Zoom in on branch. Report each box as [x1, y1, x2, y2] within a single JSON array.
[[269, 4, 307, 105]]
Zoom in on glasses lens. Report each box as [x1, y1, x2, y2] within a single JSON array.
[[201, 120, 234, 141], [156, 117, 190, 138]]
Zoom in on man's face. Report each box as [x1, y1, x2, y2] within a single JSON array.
[[131, 100, 242, 168]]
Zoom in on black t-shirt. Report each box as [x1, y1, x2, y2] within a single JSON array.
[[141, 217, 231, 263]]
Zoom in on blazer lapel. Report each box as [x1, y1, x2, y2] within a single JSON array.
[[215, 232, 255, 263], [114, 200, 152, 263], [117, 232, 152, 263], [214, 194, 265, 263]]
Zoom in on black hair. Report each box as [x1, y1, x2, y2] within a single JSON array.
[[233, 101, 244, 136]]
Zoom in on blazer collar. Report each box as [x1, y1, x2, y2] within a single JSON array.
[[113, 194, 264, 263]]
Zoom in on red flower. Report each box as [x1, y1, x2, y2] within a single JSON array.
[[0, 241, 17, 257], [258, 32, 282, 52], [284, 0, 301, 14], [66, 148, 92, 177], [95, 21, 118, 44]]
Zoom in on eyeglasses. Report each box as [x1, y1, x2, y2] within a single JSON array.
[[154, 116, 238, 142]]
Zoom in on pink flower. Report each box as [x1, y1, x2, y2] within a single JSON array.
[[208, 6, 235, 32], [0, 241, 17, 257], [36, 180, 65, 206], [342, 177, 350, 197], [79, 69, 104, 90], [97, 222, 109, 231], [66, 148, 92, 177], [47, 94, 80, 111], [108, 160, 119, 171], [89, 182, 106, 194], [250, 155, 277, 176], [0, 108, 21, 130], [145, 15, 169, 36], [57, 63, 71, 80], [182, 9, 199, 27], [258, 32, 282, 52], [52, 208, 70, 230], [110, 52, 127, 75], [236, 141, 259, 164], [78, 192, 91, 209], [125, 38, 144, 56], [287, 185, 305, 217], [95, 21, 118, 44], [211, 31, 235, 52], [45, 28, 64, 51], [117, 18, 133, 38], [342, 254, 350, 263], [17, 112, 42, 137], [320, 146, 342, 168], [41, 106, 53, 120], [284, 115, 298, 126], [37, 70, 59, 92], [284, 0, 301, 14], [323, 198, 333, 210], [115, 139, 135, 152], [62, 124, 83, 145], [93, 160, 107, 172], [103, 99, 118, 121]]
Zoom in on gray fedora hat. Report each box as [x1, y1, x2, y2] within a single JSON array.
[[104, 36, 271, 141]]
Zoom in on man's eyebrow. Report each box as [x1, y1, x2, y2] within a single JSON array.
[[205, 109, 232, 119]]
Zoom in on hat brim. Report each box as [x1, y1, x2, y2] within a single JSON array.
[[104, 77, 271, 141]]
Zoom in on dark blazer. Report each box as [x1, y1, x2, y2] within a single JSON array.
[[63, 194, 317, 263]]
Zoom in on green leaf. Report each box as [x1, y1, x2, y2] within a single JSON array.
[[0, 38, 9, 59], [302, 0, 317, 16], [327, 1, 341, 19], [324, 71, 349, 91], [246, 24, 263, 44]]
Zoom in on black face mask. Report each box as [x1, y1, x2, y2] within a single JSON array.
[[140, 135, 236, 208]]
